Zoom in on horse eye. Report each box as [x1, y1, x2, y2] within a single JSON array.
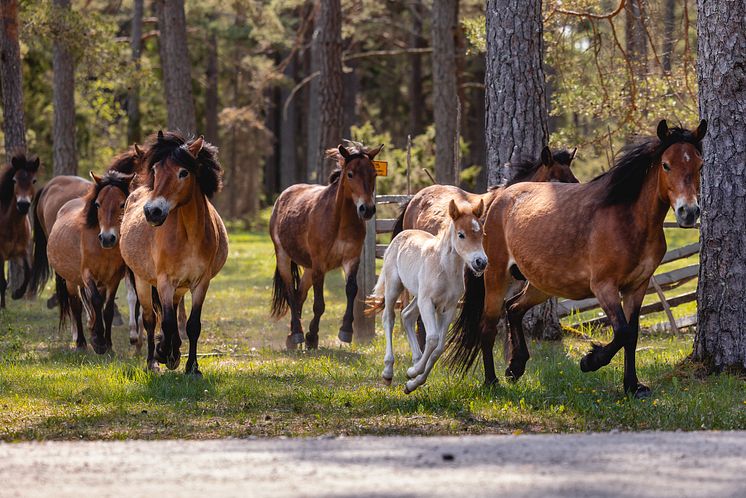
[[347, 171, 353, 179], [32, 179, 37, 184], [662, 162, 671, 172], [179, 169, 189, 179], [458, 232, 465, 239]]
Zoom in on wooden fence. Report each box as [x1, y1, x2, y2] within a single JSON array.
[[353, 193, 701, 337]]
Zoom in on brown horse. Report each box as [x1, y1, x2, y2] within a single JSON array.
[[0, 153, 40, 308], [392, 147, 578, 347], [392, 146, 578, 238], [120, 131, 228, 375], [47, 171, 134, 353], [446, 120, 706, 397], [270, 141, 383, 349]]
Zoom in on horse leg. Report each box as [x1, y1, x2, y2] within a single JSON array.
[[401, 297, 422, 365], [82, 272, 107, 355], [406, 298, 438, 380], [69, 286, 87, 351], [381, 272, 403, 384], [504, 283, 550, 381], [135, 276, 158, 372], [155, 281, 181, 370], [125, 271, 143, 351], [405, 306, 456, 392], [178, 298, 187, 341], [0, 258, 6, 308], [305, 270, 325, 349], [11, 255, 31, 300], [103, 282, 120, 354], [480, 266, 509, 387], [620, 281, 650, 397], [338, 259, 359, 343], [185, 282, 209, 376], [275, 250, 305, 348], [579, 281, 629, 374]]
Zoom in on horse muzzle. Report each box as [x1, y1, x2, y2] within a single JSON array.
[[358, 203, 376, 220], [16, 199, 30, 215], [98, 232, 118, 249], [675, 204, 700, 228], [144, 202, 169, 227], [470, 256, 488, 276]]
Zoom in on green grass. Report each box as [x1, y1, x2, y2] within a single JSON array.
[[0, 228, 743, 441]]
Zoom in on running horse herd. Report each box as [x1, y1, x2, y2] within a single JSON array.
[[0, 119, 706, 398]]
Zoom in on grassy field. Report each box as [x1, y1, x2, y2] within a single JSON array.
[[0, 227, 744, 441]]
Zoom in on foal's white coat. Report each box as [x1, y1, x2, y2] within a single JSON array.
[[369, 199, 487, 393]]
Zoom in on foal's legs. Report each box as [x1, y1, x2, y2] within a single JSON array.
[[306, 270, 325, 349], [338, 258, 360, 343], [504, 283, 550, 381], [381, 272, 404, 384], [406, 298, 439, 380], [401, 297, 422, 364], [185, 282, 209, 376], [405, 305, 454, 394]]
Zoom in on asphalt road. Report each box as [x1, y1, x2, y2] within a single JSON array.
[[1, 431, 745, 497]]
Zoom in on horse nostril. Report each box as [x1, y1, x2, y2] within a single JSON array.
[[98, 234, 104, 242], [358, 205, 365, 213]]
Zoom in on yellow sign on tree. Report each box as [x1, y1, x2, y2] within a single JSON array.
[[373, 160, 388, 177]]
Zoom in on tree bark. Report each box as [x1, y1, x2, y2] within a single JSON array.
[[204, 23, 219, 146], [662, 0, 675, 73], [432, 0, 459, 184], [306, 9, 321, 183], [127, 0, 143, 145], [315, 0, 343, 183], [157, 0, 196, 134], [279, 54, 299, 190], [625, 0, 648, 79], [52, 0, 77, 176], [485, 0, 560, 340], [408, 0, 425, 137], [693, 0, 746, 373]]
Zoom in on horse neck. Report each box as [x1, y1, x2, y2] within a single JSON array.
[[333, 177, 360, 229], [631, 163, 669, 233], [175, 184, 210, 242], [436, 223, 462, 272]]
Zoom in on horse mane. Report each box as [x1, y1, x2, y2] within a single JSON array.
[[108, 147, 143, 176], [84, 171, 133, 228], [0, 152, 39, 208], [505, 149, 574, 186], [325, 140, 374, 185], [144, 131, 223, 198], [592, 126, 702, 206]]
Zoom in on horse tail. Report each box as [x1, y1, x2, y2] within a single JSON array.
[[270, 261, 300, 319], [445, 270, 486, 375], [56, 273, 71, 330], [29, 188, 50, 295], [390, 200, 409, 240], [365, 269, 387, 317]]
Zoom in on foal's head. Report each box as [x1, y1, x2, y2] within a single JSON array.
[[327, 141, 383, 220], [506, 146, 579, 186], [448, 199, 488, 275], [0, 153, 40, 215], [142, 131, 222, 227], [85, 171, 134, 248], [656, 119, 707, 228]]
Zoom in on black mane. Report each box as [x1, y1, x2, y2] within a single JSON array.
[[0, 153, 39, 208], [592, 127, 702, 205], [84, 171, 133, 228], [144, 131, 223, 198], [108, 148, 142, 176], [505, 149, 574, 186]]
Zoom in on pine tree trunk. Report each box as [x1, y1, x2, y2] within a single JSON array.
[[431, 0, 459, 184], [127, 0, 143, 145], [693, 0, 746, 373], [157, 0, 196, 134], [315, 0, 343, 183], [0, 0, 27, 295], [625, 0, 648, 85], [52, 0, 77, 176], [485, 0, 560, 341], [204, 26, 219, 146], [279, 54, 299, 190], [408, 0, 425, 137], [306, 11, 321, 183], [662, 0, 675, 73]]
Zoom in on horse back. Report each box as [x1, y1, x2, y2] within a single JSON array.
[[47, 199, 86, 286], [270, 183, 330, 268], [404, 185, 483, 235], [38, 175, 91, 237]]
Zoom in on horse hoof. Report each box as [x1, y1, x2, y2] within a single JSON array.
[[305, 333, 319, 350], [505, 364, 525, 382], [147, 362, 161, 373], [628, 383, 651, 399], [46, 295, 58, 309], [483, 377, 499, 389], [112, 315, 124, 327], [166, 352, 181, 370], [338, 329, 353, 344], [11, 289, 24, 300], [187, 368, 203, 378], [92, 342, 108, 355], [406, 367, 418, 379], [381, 376, 393, 386]]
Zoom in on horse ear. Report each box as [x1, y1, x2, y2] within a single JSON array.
[[122, 173, 136, 185], [188, 136, 204, 157], [89, 171, 103, 185], [569, 147, 578, 163], [367, 144, 385, 160], [157, 130, 164, 140], [657, 119, 670, 141], [473, 198, 485, 218], [448, 199, 461, 221], [694, 119, 707, 142], [10, 155, 23, 169], [338, 145, 350, 160], [540, 146, 553, 167], [134, 143, 144, 158]]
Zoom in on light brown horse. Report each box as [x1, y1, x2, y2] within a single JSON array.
[[392, 146, 578, 237], [120, 131, 228, 375], [270, 141, 383, 349], [446, 120, 706, 398], [47, 171, 134, 353], [0, 153, 40, 308]]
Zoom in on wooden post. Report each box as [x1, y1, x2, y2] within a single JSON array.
[[353, 200, 376, 343], [651, 276, 679, 334], [406, 134, 412, 195]]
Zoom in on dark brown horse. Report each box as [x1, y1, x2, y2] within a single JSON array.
[[47, 171, 134, 353], [446, 120, 706, 397], [121, 131, 228, 374], [0, 153, 40, 308], [270, 141, 383, 349]]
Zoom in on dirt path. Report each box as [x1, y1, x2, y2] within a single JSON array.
[[1, 431, 744, 497]]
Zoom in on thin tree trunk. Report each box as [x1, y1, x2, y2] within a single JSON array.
[[432, 0, 459, 184], [408, 0, 425, 137], [693, 0, 746, 373], [52, 0, 77, 176], [0, 0, 27, 295], [157, 0, 196, 134], [625, 0, 648, 79], [279, 54, 299, 190], [306, 8, 321, 182], [127, 0, 143, 145], [661, 0, 675, 73], [485, 0, 560, 340], [204, 24, 219, 146], [315, 0, 343, 183], [342, 59, 358, 140], [264, 80, 280, 199]]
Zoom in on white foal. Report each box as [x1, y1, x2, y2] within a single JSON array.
[[368, 199, 487, 394]]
